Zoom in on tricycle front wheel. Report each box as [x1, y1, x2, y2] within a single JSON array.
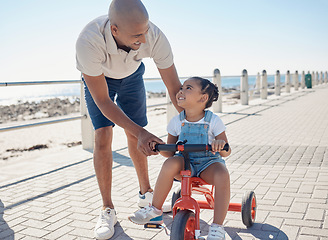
[[170, 210, 196, 240]]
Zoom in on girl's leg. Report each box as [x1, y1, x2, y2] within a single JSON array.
[[200, 162, 230, 225], [152, 156, 184, 210]]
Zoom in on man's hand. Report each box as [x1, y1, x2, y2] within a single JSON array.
[[137, 129, 165, 156]]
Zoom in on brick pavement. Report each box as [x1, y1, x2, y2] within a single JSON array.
[[0, 84, 327, 240]]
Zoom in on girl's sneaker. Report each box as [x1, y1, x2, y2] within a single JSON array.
[[128, 205, 163, 225], [207, 223, 226, 240]]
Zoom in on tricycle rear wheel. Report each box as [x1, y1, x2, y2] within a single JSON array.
[[171, 187, 181, 209], [241, 191, 256, 227]]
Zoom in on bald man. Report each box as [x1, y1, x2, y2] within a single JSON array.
[[76, 0, 182, 239]]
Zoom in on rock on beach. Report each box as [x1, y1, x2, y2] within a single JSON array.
[[0, 97, 81, 124]]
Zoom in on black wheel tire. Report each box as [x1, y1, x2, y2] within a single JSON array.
[[171, 187, 181, 209], [241, 191, 257, 227], [170, 210, 196, 240]]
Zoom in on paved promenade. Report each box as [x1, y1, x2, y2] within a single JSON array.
[[1, 84, 328, 240]]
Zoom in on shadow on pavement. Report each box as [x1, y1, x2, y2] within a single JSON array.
[[109, 209, 288, 239], [0, 200, 14, 239], [199, 220, 289, 240], [0, 150, 134, 191], [4, 174, 95, 211], [0, 157, 92, 190], [225, 223, 288, 240], [2, 152, 134, 212], [222, 91, 310, 127], [112, 151, 134, 168], [112, 222, 134, 239]]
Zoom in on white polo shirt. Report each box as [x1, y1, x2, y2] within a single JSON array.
[[76, 15, 174, 79]]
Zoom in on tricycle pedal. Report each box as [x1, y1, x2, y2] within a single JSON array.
[[144, 223, 170, 236], [144, 223, 162, 229]]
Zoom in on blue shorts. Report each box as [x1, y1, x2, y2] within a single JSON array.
[[83, 63, 148, 130], [177, 152, 226, 177], [190, 157, 226, 177]]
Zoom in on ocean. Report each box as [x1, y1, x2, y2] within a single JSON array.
[[0, 75, 284, 106]]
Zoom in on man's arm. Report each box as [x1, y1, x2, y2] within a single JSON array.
[[83, 73, 163, 156], [158, 64, 183, 113]]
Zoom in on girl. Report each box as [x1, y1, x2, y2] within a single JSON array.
[[129, 77, 231, 240]]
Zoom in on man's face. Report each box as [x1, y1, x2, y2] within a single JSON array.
[[111, 20, 149, 51]]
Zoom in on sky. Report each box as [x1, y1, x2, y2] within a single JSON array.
[[0, 0, 327, 82]]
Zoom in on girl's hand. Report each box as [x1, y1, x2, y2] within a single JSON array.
[[211, 139, 226, 153]]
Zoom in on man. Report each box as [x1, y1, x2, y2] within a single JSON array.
[[76, 0, 182, 239]]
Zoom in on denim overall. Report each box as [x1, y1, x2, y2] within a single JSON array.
[[177, 110, 225, 177]]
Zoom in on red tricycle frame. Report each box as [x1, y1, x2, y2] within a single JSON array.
[[152, 143, 257, 240]]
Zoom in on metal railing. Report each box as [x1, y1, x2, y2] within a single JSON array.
[[0, 80, 81, 87], [0, 115, 84, 132], [0, 78, 169, 133], [0, 80, 83, 132]]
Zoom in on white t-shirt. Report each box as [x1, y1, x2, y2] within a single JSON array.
[[167, 113, 226, 144], [76, 15, 174, 79]]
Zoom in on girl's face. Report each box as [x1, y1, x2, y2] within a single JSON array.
[[176, 79, 205, 108]]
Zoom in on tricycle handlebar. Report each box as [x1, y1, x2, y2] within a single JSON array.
[[154, 143, 229, 153]]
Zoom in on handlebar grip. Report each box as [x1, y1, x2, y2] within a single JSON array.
[[206, 143, 229, 152], [154, 144, 177, 152]]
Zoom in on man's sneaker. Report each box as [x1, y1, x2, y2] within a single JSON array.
[[207, 223, 226, 240], [128, 205, 163, 225], [138, 191, 153, 208], [94, 207, 117, 240]]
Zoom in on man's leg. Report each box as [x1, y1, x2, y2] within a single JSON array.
[[115, 63, 155, 206], [94, 126, 114, 208], [93, 126, 118, 240], [125, 130, 152, 194]]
